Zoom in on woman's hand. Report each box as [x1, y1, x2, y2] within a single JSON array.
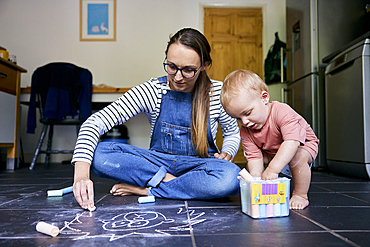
[[73, 161, 94, 210], [214, 152, 234, 162]]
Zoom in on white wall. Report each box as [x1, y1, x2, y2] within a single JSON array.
[[0, 0, 285, 163]]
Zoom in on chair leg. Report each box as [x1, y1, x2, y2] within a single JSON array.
[[45, 124, 54, 167], [29, 125, 48, 170]]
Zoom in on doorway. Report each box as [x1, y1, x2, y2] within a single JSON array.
[[204, 7, 263, 164]]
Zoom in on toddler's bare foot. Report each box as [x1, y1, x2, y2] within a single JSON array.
[[290, 194, 309, 210], [110, 183, 147, 196]]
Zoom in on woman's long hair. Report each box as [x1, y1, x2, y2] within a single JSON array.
[[165, 28, 213, 157]]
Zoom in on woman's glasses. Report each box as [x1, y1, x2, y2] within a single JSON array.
[[163, 63, 200, 79]]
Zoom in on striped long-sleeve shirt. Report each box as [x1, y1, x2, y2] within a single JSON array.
[[71, 77, 240, 164]]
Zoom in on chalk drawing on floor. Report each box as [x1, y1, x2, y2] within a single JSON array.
[[59, 207, 206, 241]]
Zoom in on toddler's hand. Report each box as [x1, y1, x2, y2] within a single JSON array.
[[261, 167, 278, 180]]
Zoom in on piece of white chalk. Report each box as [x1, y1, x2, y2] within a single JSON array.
[[47, 186, 73, 197], [88, 205, 96, 212], [138, 196, 155, 203], [239, 168, 254, 181], [36, 221, 59, 237]]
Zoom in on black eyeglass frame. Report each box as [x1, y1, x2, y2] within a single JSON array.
[[163, 63, 201, 79]]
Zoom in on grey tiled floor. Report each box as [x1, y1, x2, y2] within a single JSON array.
[[0, 163, 369, 246]]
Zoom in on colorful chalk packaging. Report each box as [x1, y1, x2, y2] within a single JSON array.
[[239, 169, 290, 219], [240, 177, 290, 219]]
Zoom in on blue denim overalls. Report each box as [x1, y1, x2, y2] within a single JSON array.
[[91, 76, 240, 199], [149, 82, 218, 157]]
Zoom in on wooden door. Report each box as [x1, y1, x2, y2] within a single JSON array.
[[204, 7, 263, 164]]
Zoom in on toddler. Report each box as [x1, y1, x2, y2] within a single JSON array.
[[221, 70, 319, 210]]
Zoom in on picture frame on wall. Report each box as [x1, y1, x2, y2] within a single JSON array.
[[80, 0, 116, 41]]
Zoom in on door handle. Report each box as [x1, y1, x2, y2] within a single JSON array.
[[0, 72, 7, 78], [280, 47, 284, 83]]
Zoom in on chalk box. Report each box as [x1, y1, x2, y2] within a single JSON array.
[[240, 177, 290, 219]]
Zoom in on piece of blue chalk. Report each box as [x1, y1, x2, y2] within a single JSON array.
[[47, 186, 73, 197], [138, 196, 155, 203]]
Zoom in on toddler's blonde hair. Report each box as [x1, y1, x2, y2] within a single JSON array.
[[221, 69, 268, 107]]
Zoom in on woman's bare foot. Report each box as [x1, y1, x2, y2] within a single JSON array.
[[110, 183, 148, 196], [290, 193, 309, 210], [163, 173, 176, 182], [110, 173, 176, 196]]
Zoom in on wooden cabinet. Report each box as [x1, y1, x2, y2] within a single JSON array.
[[0, 57, 26, 169]]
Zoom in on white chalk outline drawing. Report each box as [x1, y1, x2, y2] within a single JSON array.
[[59, 208, 206, 241]]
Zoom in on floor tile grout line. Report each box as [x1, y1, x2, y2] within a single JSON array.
[[0, 192, 41, 207], [191, 230, 337, 236], [334, 230, 370, 233], [338, 192, 370, 204], [312, 184, 370, 194], [0, 235, 195, 240], [311, 181, 369, 184], [0, 179, 73, 182], [188, 206, 240, 209], [311, 185, 339, 192], [310, 191, 370, 194], [0, 181, 73, 205], [311, 184, 370, 204], [291, 210, 361, 247], [340, 191, 370, 194], [0, 183, 72, 186], [185, 201, 197, 247], [308, 206, 370, 208], [94, 194, 109, 208]]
